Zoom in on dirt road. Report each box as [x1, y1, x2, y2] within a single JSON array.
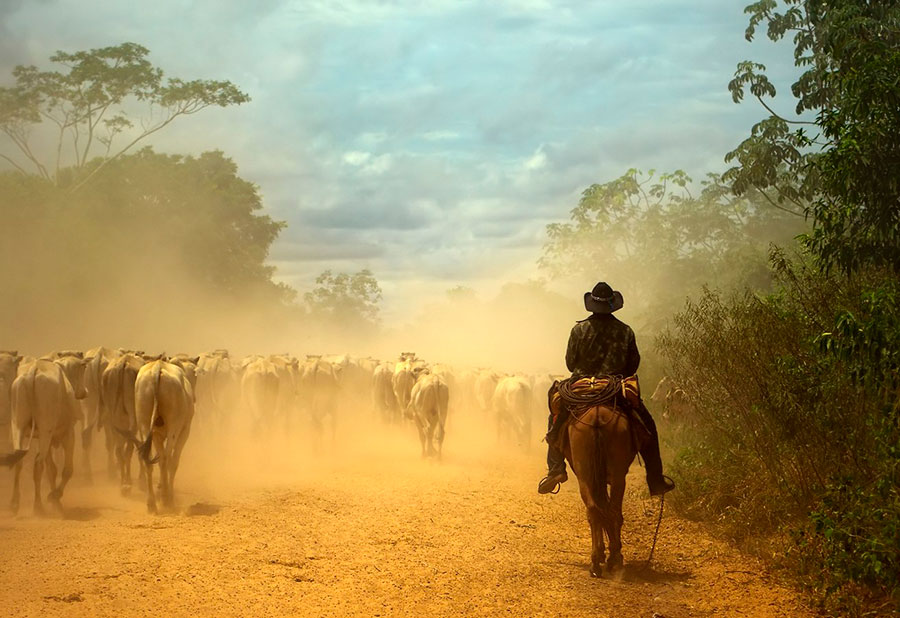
[[0, 422, 812, 618]]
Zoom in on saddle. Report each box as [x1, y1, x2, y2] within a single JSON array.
[[546, 375, 649, 454]]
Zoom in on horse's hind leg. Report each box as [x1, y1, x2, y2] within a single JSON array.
[[577, 479, 606, 576], [606, 478, 626, 570]]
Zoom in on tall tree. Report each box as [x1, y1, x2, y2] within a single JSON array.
[[540, 169, 802, 329], [305, 269, 383, 325], [0, 149, 291, 347], [0, 42, 249, 191], [726, 1, 900, 273]]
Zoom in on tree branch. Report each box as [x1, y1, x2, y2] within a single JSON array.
[[756, 95, 817, 125], [2, 127, 51, 179], [68, 101, 212, 193], [0, 152, 29, 175], [753, 184, 806, 217]]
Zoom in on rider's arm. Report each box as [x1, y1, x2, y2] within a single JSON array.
[[625, 329, 641, 375], [565, 326, 579, 373]]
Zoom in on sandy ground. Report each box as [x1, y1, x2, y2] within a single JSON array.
[[0, 414, 815, 618]]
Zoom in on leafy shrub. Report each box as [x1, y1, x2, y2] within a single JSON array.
[[657, 250, 900, 614]]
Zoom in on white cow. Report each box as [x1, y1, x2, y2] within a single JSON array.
[[80, 346, 121, 481], [492, 376, 533, 450], [474, 369, 501, 414], [0, 350, 22, 451], [408, 373, 450, 459], [100, 352, 146, 490], [392, 357, 419, 415], [196, 350, 239, 431], [241, 357, 280, 434], [372, 362, 399, 424], [300, 357, 339, 443], [134, 360, 195, 513], [7, 353, 88, 514]]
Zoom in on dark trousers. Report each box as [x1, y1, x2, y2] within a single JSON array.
[[545, 400, 664, 480]]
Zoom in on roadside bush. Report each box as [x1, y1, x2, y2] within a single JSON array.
[[657, 249, 899, 615]]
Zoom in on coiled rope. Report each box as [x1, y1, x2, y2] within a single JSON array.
[[557, 375, 623, 414]]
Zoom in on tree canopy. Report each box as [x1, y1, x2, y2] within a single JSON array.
[[725, 1, 900, 274], [0, 148, 290, 348], [0, 42, 249, 191], [540, 168, 804, 329], [658, 2, 900, 611], [304, 269, 383, 325]]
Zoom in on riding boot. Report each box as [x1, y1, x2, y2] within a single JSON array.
[[538, 411, 568, 494], [635, 401, 675, 496]]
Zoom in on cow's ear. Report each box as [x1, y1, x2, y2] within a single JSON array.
[[15, 355, 23, 363], [191, 356, 200, 365]]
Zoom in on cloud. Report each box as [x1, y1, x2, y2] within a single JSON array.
[[343, 151, 372, 166], [523, 147, 547, 171], [0, 0, 795, 323], [422, 130, 460, 141]]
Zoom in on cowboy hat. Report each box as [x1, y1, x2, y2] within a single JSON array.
[[583, 281, 623, 314]]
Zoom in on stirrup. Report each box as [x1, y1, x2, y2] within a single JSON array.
[[649, 474, 676, 496], [538, 472, 566, 495]]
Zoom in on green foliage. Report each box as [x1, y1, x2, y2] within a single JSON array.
[[810, 4, 900, 273], [304, 269, 383, 326], [0, 148, 290, 347], [658, 254, 900, 614], [540, 168, 804, 330], [727, 1, 900, 274], [0, 42, 249, 190], [446, 285, 477, 304], [666, 3, 900, 613]]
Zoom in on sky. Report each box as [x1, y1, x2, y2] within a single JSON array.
[[0, 0, 799, 323]]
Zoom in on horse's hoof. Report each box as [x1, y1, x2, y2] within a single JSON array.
[[147, 502, 157, 515], [34, 504, 46, 518], [607, 556, 624, 572], [590, 566, 603, 578], [121, 485, 131, 497], [47, 489, 62, 502]]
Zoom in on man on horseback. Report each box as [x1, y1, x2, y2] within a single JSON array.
[[538, 281, 676, 497]]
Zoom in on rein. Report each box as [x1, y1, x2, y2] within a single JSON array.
[[644, 494, 665, 569]]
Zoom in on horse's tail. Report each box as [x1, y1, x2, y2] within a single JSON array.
[[589, 408, 609, 517]]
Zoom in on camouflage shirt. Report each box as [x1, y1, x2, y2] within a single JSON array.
[[565, 313, 640, 378]]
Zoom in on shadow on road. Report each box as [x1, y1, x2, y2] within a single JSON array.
[[60, 506, 103, 521], [185, 502, 221, 516], [615, 561, 692, 584]]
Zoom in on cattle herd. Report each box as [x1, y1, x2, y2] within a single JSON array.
[[0, 348, 560, 516]]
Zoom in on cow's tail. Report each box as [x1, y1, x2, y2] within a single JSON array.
[[436, 382, 450, 439], [112, 362, 141, 448], [2, 367, 37, 467], [138, 363, 163, 464], [96, 359, 108, 432], [105, 361, 127, 441]]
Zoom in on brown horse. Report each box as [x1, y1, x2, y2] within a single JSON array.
[[562, 403, 646, 577]]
